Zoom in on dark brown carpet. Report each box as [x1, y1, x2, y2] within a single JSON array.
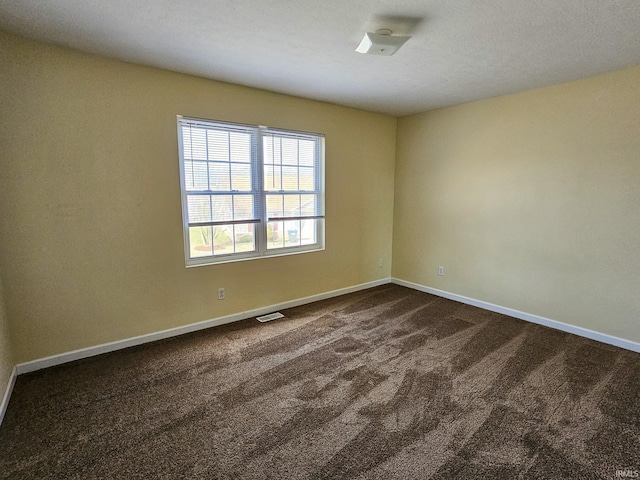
[[1, 284, 639, 479]]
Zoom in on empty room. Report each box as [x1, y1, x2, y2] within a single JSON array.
[[1, 1, 639, 478]]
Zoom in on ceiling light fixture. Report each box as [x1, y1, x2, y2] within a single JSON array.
[[355, 28, 411, 56]]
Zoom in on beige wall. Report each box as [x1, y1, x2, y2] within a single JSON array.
[[393, 65, 640, 343], [0, 31, 397, 362], [0, 273, 13, 402], [2, 28, 638, 365]]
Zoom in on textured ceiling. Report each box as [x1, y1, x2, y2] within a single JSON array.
[[1, 0, 640, 116]]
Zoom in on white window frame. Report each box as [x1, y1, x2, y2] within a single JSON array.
[[177, 116, 325, 267]]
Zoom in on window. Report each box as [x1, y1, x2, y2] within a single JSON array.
[[177, 116, 325, 266]]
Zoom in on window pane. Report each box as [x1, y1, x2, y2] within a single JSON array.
[[231, 163, 251, 191], [182, 126, 207, 160], [281, 138, 298, 165], [212, 195, 233, 222], [284, 195, 301, 217], [190, 223, 260, 256], [233, 195, 254, 221], [187, 195, 212, 223], [184, 161, 195, 190], [207, 130, 229, 162], [281, 166, 299, 190], [299, 140, 315, 166], [184, 161, 208, 191], [233, 223, 256, 253], [188, 195, 255, 223], [267, 219, 303, 249], [212, 225, 234, 255], [266, 194, 284, 218], [285, 220, 301, 246], [263, 137, 282, 165], [189, 226, 213, 257], [264, 165, 281, 191], [267, 221, 284, 249], [300, 194, 316, 216], [229, 132, 251, 163], [299, 167, 315, 191], [209, 162, 230, 191], [301, 219, 318, 245]]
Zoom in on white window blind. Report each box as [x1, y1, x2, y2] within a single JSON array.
[[177, 116, 325, 266]]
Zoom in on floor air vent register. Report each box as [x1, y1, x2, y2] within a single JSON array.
[[256, 312, 285, 323]]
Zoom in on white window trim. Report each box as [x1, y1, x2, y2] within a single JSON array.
[[177, 116, 325, 267]]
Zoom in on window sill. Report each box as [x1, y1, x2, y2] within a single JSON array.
[[185, 244, 325, 267]]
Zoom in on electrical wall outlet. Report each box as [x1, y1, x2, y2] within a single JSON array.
[[438, 266, 444, 276], [218, 288, 225, 300], [378, 258, 384, 267]]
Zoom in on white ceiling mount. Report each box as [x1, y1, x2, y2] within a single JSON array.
[[356, 28, 411, 56]]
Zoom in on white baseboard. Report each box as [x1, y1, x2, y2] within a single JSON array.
[[15, 278, 392, 375], [0, 366, 17, 426], [8, 274, 636, 428], [392, 277, 640, 354]]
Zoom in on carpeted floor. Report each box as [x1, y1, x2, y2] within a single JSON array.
[[1, 284, 639, 479]]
